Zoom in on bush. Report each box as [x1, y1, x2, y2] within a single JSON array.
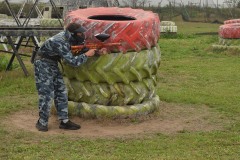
[[0, 55, 18, 71]]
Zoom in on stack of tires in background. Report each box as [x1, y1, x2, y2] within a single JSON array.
[[0, 14, 8, 19], [212, 19, 240, 51], [40, 18, 63, 27], [160, 21, 177, 34], [62, 7, 161, 118]]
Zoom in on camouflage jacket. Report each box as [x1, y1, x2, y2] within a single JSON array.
[[39, 30, 88, 67]]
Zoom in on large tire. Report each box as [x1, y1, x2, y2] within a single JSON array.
[[218, 37, 240, 46], [212, 44, 240, 51], [224, 19, 240, 24], [63, 46, 161, 84], [67, 95, 160, 118], [0, 14, 8, 18], [161, 21, 175, 26], [160, 26, 177, 33], [219, 23, 240, 39], [40, 18, 63, 27], [65, 76, 157, 106], [64, 7, 160, 52]]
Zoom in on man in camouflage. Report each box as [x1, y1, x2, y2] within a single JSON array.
[[34, 23, 99, 132]]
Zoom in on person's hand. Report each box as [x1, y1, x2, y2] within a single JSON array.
[[84, 49, 96, 57], [98, 48, 108, 55]]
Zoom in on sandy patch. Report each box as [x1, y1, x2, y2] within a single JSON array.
[[4, 102, 226, 138]]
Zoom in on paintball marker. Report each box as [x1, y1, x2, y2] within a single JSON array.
[[71, 33, 121, 56]]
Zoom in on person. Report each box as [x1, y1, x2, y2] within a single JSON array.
[[34, 23, 105, 132]]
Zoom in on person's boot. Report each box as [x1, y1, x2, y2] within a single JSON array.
[[59, 120, 81, 130], [36, 120, 48, 132]]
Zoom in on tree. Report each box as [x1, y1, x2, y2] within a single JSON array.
[[237, 1, 240, 8], [138, 0, 148, 7], [122, 0, 138, 7], [122, 0, 151, 8]]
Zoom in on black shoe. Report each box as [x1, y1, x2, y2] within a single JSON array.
[[36, 120, 48, 132], [59, 120, 81, 130]]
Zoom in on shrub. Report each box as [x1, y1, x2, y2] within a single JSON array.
[[0, 55, 18, 71]]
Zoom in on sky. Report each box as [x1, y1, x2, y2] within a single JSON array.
[[151, 0, 225, 6], [1, 0, 227, 6]]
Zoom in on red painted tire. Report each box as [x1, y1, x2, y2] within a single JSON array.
[[224, 19, 240, 24], [64, 7, 160, 52], [219, 23, 240, 39]]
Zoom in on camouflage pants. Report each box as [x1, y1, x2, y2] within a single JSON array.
[[34, 59, 68, 126]]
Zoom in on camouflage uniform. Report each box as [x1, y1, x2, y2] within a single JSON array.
[[34, 30, 87, 127]]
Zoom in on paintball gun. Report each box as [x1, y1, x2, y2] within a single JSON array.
[[71, 33, 121, 56]]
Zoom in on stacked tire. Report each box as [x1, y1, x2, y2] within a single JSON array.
[[213, 19, 240, 51], [63, 7, 161, 118], [0, 14, 8, 18], [40, 18, 63, 27], [160, 21, 177, 34]]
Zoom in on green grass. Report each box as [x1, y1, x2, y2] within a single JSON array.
[[175, 20, 221, 34], [158, 36, 240, 114], [1, 21, 240, 159], [0, 55, 19, 72]]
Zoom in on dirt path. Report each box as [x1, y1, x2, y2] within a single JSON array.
[[4, 102, 226, 138]]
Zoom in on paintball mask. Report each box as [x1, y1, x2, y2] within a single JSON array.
[[67, 23, 87, 45]]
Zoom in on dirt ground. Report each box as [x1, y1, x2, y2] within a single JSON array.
[[4, 102, 227, 138]]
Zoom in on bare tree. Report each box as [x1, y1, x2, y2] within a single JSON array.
[[122, 0, 138, 7], [158, 0, 164, 8], [138, 0, 148, 7], [223, 0, 240, 17], [223, 0, 240, 8]]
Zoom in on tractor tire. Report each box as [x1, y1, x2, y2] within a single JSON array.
[[67, 95, 160, 118], [63, 46, 161, 84], [160, 26, 177, 33], [64, 7, 160, 53], [218, 37, 240, 46], [0, 14, 8, 18], [161, 21, 175, 26], [219, 23, 240, 39], [64, 76, 157, 106], [40, 18, 63, 27], [211, 44, 240, 52], [224, 19, 240, 24]]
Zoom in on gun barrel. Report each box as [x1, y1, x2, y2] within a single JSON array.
[[71, 43, 121, 50], [71, 45, 85, 50], [103, 43, 121, 47]]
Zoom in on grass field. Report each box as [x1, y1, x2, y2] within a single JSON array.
[[1, 21, 240, 159]]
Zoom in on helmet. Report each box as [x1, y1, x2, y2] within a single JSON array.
[[66, 23, 87, 33]]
